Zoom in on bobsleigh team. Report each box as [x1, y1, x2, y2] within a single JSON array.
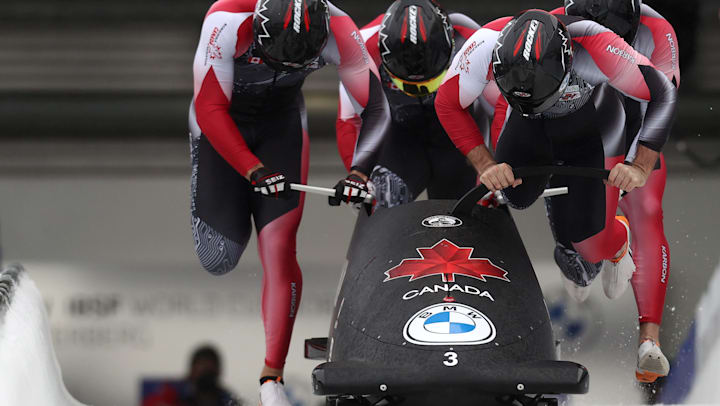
[[190, 0, 678, 403]]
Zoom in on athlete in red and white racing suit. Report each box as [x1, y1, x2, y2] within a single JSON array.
[[190, 0, 389, 403], [435, 11, 677, 373], [336, 2, 500, 207], [536, 2, 680, 382]]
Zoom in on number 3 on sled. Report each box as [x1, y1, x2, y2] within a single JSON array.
[[443, 351, 458, 367]]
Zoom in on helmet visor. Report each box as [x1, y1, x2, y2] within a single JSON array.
[[387, 68, 448, 97]]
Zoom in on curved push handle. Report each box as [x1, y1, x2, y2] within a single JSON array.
[[450, 166, 610, 217]]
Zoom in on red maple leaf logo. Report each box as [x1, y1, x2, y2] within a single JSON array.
[[384, 239, 510, 283]]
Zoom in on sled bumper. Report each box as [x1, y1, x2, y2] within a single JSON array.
[[312, 360, 589, 396]]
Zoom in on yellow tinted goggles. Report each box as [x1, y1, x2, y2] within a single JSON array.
[[388, 69, 448, 97]]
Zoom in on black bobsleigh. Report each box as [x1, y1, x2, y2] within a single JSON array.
[[305, 167, 609, 406]]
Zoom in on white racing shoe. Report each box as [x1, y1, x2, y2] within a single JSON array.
[[259, 377, 292, 406], [601, 216, 636, 299], [636, 339, 670, 383]]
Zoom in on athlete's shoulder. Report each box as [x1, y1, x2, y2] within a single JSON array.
[[466, 26, 502, 45], [358, 14, 383, 65], [449, 26, 498, 77], [206, 0, 256, 16], [482, 16, 513, 32], [639, 4, 676, 34]]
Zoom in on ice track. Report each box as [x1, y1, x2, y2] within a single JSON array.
[[0, 264, 87, 406]]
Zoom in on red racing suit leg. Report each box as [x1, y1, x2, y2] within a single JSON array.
[[255, 106, 310, 370], [572, 157, 626, 263], [621, 154, 669, 324], [257, 129, 309, 369]]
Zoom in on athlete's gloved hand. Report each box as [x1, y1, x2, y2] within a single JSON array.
[[608, 162, 649, 192], [250, 167, 290, 199], [479, 163, 522, 192], [329, 173, 369, 206]]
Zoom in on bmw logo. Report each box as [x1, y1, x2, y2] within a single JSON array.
[[423, 311, 476, 334], [404, 303, 495, 345]]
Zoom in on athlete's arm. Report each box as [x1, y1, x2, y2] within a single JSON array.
[[569, 19, 677, 154], [334, 14, 384, 173], [489, 91, 509, 151], [336, 84, 362, 172], [192, 1, 258, 179], [625, 7, 681, 165], [641, 5, 680, 88], [569, 19, 676, 190], [325, 4, 390, 179], [435, 26, 500, 171]]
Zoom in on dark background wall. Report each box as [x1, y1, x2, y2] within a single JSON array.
[[0, 0, 717, 144]]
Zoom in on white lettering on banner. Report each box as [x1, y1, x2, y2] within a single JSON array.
[[409, 6, 418, 44], [402, 284, 495, 301], [293, 0, 303, 33], [606, 44, 637, 64], [523, 20, 540, 61]]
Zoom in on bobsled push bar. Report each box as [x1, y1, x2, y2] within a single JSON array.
[[451, 166, 610, 216], [291, 182, 567, 207], [290, 183, 375, 204], [312, 360, 589, 396]]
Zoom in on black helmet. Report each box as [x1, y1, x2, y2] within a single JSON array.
[[253, 0, 330, 71], [564, 0, 641, 44], [492, 10, 573, 115], [379, 0, 454, 97]]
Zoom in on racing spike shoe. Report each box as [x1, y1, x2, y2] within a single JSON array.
[[555, 244, 601, 303], [636, 340, 670, 383], [601, 216, 635, 299], [259, 376, 291, 406]]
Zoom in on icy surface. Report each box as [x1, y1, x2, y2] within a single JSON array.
[[0, 266, 86, 406]]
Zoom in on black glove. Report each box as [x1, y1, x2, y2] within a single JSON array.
[[329, 173, 369, 206], [250, 167, 290, 199]]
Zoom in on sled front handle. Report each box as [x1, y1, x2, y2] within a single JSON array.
[[290, 183, 375, 204], [450, 166, 610, 217]]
